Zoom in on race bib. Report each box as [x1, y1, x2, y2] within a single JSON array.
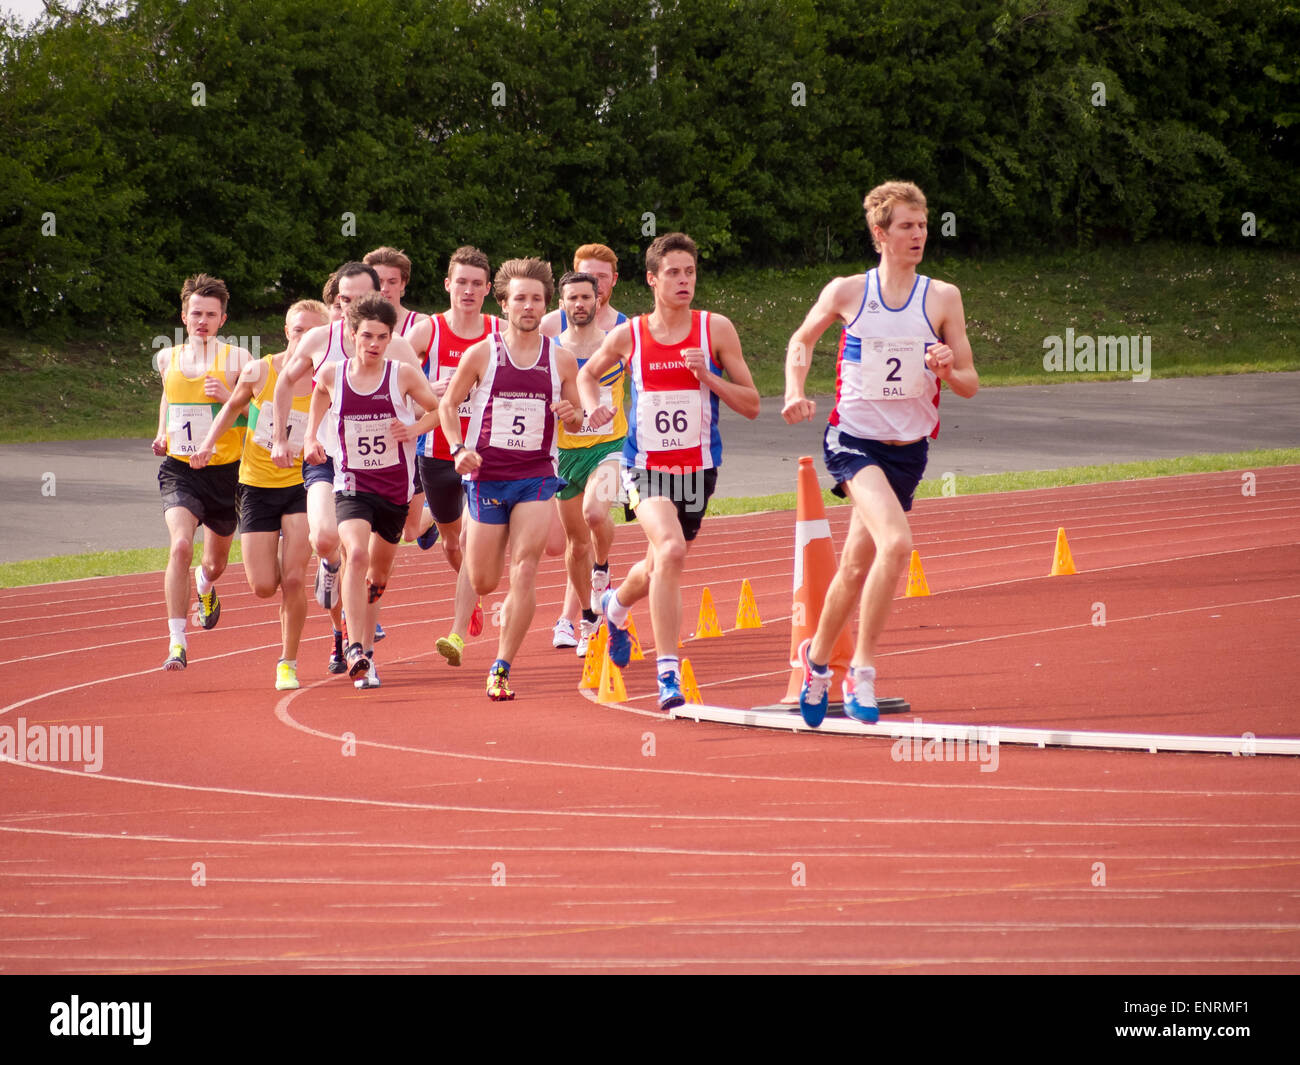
[[167, 403, 214, 457], [489, 396, 545, 451], [637, 389, 701, 452], [576, 385, 614, 436], [859, 337, 928, 400], [343, 417, 399, 469], [252, 404, 308, 457], [438, 366, 474, 419]]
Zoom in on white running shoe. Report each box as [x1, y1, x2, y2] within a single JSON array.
[[552, 617, 577, 649], [589, 566, 611, 614], [576, 617, 600, 657]]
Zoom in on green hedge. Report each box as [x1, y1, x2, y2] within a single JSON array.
[[2, 0, 1295, 329]]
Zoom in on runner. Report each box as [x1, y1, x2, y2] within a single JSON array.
[[271, 262, 421, 680], [782, 180, 978, 726], [189, 300, 330, 690], [551, 270, 626, 657], [301, 293, 443, 688], [152, 273, 254, 670], [542, 244, 628, 648], [419, 246, 500, 668], [579, 233, 760, 711], [438, 258, 583, 700]]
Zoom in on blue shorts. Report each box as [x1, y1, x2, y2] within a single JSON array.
[[303, 454, 336, 489], [823, 425, 928, 512], [465, 476, 564, 525]]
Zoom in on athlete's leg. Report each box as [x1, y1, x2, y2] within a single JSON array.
[[842, 465, 911, 668], [544, 501, 566, 558], [616, 497, 685, 655], [337, 517, 372, 653], [464, 517, 510, 597], [558, 493, 592, 622], [584, 458, 619, 569], [163, 506, 201, 621], [497, 499, 553, 664], [278, 511, 311, 662], [197, 528, 234, 590], [240, 529, 282, 599], [360, 531, 399, 657]]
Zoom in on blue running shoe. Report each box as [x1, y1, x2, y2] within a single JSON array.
[[658, 671, 685, 712], [416, 524, 440, 550], [601, 589, 631, 668], [843, 667, 879, 724], [375, 622, 386, 642], [798, 638, 831, 728]]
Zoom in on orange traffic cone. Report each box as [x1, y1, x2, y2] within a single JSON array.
[[695, 587, 723, 638], [735, 578, 763, 629], [1049, 527, 1077, 576], [579, 624, 606, 690], [904, 550, 930, 597], [626, 614, 645, 661], [596, 648, 628, 704], [782, 456, 853, 703], [680, 658, 703, 703]]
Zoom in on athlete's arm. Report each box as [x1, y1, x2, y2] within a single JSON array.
[[390, 364, 444, 443], [578, 322, 632, 428], [301, 373, 333, 466], [550, 345, 585, 435], [152, 350, 170, 455], [924, 280, 979, 398], [384, 334, 421, 370], [272, 324, 327, 466], [539, 309, 562, 339], [405, 315, 432, 363], [190, 360, 266, 469], [782, 275, 861, 424], [440, 339, 489, 474], [689, 313, 760, 420]]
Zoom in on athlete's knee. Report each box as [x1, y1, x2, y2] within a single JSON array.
[[168, 537, 193, 567], [655, 536, 688, 571], [876, 529, 912, 570], [311, 530, 339, 559], [251, 576, 279, 599]]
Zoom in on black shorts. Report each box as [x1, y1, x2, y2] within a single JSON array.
[[334, 490, 407, 545], [824, 425, 928, 512], [158, 457, 239, 537], [238, 482, 307, 534], [621, 466, 718, 542], [418, 455, 466, 525]]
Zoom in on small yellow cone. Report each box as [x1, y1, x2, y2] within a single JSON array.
[[735, 578, 763, 629], [695, 586, 723, 638], [1049, 527, 1077, 576], [680, 658, 703, 703], [626, 614, 645, 661], [579, 624, 606, 690], [596, 648, 628, 704], [904, 550, 930, 597]]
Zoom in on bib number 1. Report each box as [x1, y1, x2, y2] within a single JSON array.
[[167, 403, 214, 457]]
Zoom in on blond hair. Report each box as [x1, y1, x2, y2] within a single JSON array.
[[863, 181, 928, 252], [493, 257, 554, 305]]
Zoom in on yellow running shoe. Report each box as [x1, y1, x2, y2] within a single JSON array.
[[486, 663, 514, 701], [435, 632, 465, 667], [162, 643, 187, 671], [275, 660, 299, 691], [196, 586, 221, 630]]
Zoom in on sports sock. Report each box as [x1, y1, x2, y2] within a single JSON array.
[[195, 567, 213, 596], [605, 588, 630, 628], [808, 655, 830, 675], [656, 655, 679, 678], [168, 618, 187, 646], [581, 608, 598, 624]]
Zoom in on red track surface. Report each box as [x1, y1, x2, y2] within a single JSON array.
[[2, 468, 1298, 974]]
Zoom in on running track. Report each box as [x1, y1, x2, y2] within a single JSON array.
[[1, 468, 1297, 974]]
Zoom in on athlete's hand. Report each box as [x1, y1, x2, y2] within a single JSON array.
[[781, 396, 816, 424], [550, 399, 581, 431], [189, 444, 213, 469], [925, 343, 955, 380], [454, 448, 481, 476], [271, 438, 295, 468], [203, 374, 230, 402], [389, 417, 418, 442], [302, 436, 325, 466], [151, 434, 168, 456], [682, 346, 710, 380], [586, 404, 615, 430], [430, 376, 449, 398]]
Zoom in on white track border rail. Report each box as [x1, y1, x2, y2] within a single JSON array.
[[668, 704, 1300, 756]]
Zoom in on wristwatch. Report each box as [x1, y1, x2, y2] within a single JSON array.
[[450, 443, 465, 457]]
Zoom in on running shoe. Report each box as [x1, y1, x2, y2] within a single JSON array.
[[417, 524, 440, 550], [275, 661, 299, 691], [435, 632, 465, 667], [327, 631, 346, 674], [355, 660, 380, 689], [576, 617, 599, 658], [590, 565, 610, 614], [162, 643, 187, 671], [797, 638, 831, 728], [602, 590, 631, 668], [468, 599, 485, 637], [196, 586, 221, 630], [375, 622, 386, 642], [657, 671, 686, 712], [314, 558, 339, 609], [486, 663, 514, 701], [552, 617, 577, 649], [345, 642, 370, 680], [843, 667, 879, 724]]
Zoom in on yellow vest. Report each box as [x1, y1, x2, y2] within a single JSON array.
[[240, 356, 308, 488], [163, 344, 243, 464], [558, 356, 627, 449]]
